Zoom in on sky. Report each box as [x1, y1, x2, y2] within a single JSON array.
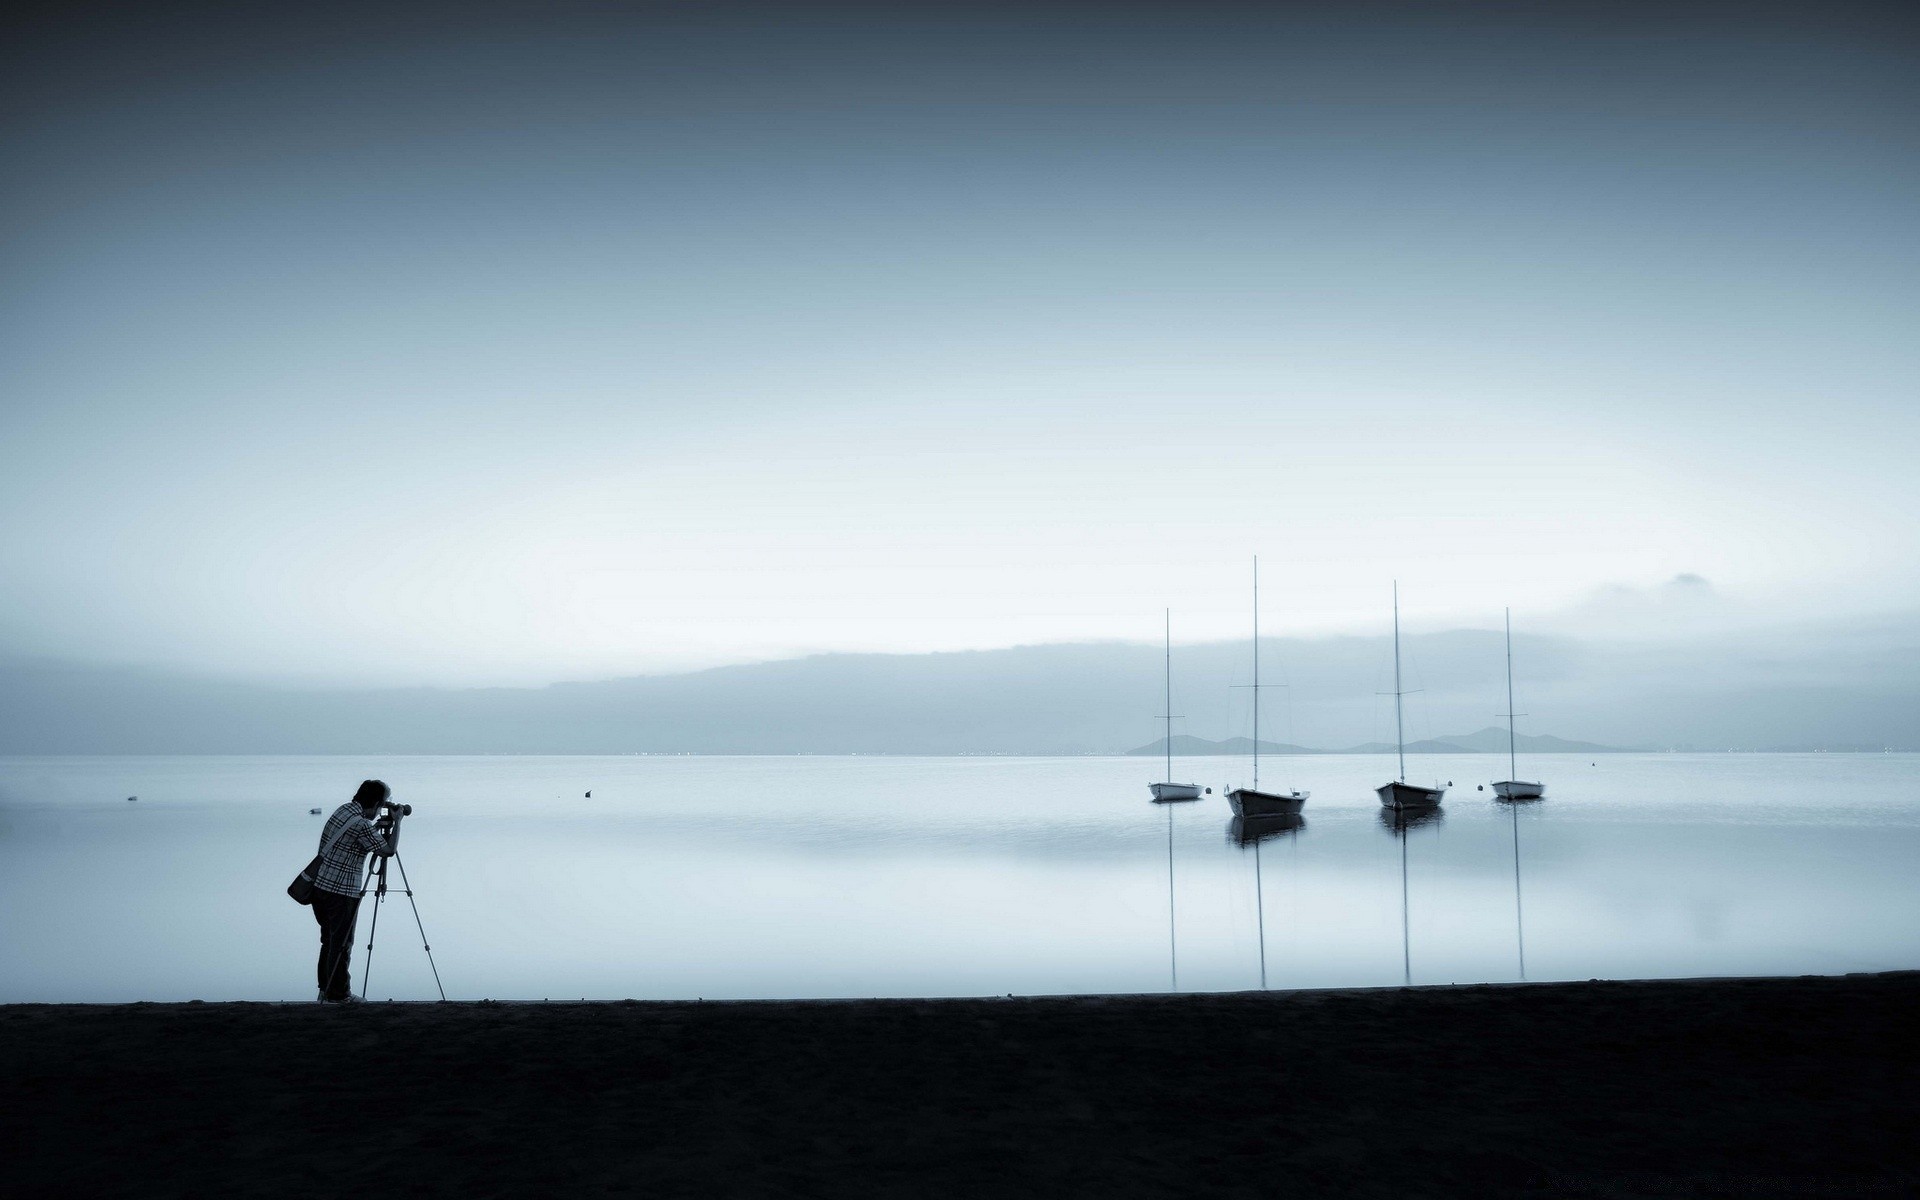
[[2, 1, 1916, 686]]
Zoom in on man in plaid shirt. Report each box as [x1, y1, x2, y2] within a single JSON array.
[[312, 779, 397, 1002]]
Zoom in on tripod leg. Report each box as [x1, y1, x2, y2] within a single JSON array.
[[360, 861, 387, 1001], [391, 853, 447, 1002]]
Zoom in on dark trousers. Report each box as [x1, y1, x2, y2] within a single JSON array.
[[312, 888, 362, 1000]]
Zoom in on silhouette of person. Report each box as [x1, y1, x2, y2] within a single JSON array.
[[310, 780, 396, 1002]]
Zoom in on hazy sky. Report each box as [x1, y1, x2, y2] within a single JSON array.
[[3, 2, 1915, 685]]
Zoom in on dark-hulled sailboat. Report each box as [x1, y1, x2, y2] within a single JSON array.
[[1227, 556, 1307, 817], [1376, 582, 1445, 810]]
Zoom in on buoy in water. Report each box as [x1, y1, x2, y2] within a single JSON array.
[[585, 791, 591, 798]]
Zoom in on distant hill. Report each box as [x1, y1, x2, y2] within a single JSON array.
[[1336, 728, 1630, 754], [1127, 735, 1319, 757], [1129, 728, 1628, 755], [1426, 726, 1629, 754]]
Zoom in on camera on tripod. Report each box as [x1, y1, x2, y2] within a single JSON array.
[[352, 795, 445, 1002]]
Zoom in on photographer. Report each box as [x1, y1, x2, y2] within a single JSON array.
[[311, 779, 399, 1003]]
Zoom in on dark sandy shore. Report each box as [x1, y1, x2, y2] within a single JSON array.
[[5, 973, 1916, 1199]]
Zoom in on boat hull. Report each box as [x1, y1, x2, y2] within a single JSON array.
[[1226, 787, 1307, 817], [1492, 780, 1545, 800], [1149, 782, 1203, 802], [1376, 780, 1445, 809]]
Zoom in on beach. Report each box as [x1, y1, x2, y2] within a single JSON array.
[[5, 972, 1916, 1198]]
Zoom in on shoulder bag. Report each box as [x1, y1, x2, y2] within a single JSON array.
[[288, 812, 360, 905]]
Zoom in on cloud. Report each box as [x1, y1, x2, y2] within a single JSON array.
[[1547, 573, 1730, 638]]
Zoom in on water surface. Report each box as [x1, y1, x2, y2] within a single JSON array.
[[1, 753, 1915, 1002]]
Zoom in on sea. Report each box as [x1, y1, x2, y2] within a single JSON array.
[[1, 753, 1915, 1003]]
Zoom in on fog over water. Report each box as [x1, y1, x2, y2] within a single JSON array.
[[3, 2, 1916, 694], [4, 598, 1917, 753]]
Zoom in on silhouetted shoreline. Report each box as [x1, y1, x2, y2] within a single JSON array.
[[6, 973, 1916, 1197]]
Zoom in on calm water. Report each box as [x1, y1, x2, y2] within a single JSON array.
[[1, 754, 1916, 1002]]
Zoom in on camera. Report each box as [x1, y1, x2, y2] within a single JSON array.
[[373, 800, 412, 831]]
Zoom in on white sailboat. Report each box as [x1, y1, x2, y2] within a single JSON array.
[[1376, 582, 1445, 810], [1226, 556, 1308, 817], [1491, 607, 1546, 801], [1149, 609, 1203, 802]]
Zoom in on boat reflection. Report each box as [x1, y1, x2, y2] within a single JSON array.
[[1498, 795, 1532, 979], [1229, 813, 1306, 990], [1160, 798, 1180, 991], [1379, 803, 1442, 984], [1227, 813, 1306, 846], [1378, 804, 1445, 835]]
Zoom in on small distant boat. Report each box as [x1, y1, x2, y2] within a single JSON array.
[[1225, 557, 1307, 818], [1149, 609, 1203, 802], [1376, 582, 1445, 811], [1490, 607, 1546, 801]]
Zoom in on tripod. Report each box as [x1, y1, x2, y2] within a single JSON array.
[[357, 847, 447, 1001]]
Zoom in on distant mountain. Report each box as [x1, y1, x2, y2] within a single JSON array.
[[1127, 735, 1319, 757], [1427, 727, 1630, 754], [1133, 729, 1628, 755], [1337, 728, 1630, 754]]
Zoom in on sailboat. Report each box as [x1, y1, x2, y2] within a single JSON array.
[[1226, 557, 1308, 817], [1491, 607, 1546, 800], [1149, 609, 1204, 802], [1376, 582, 1445, 810]]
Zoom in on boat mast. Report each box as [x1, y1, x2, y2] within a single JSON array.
[[1251, 556, 1260, 792], [1393, 581, 1406, 784], [1164, 609, 1173, 783], [1505, 607, 1517, 783]]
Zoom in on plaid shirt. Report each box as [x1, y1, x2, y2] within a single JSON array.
[[314, 803, 387, 896]]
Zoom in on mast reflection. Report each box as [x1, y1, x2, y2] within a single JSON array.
[[1162, 798, 1178, 991], [1379, 803, 1443, 985], [1227, 813, 1306, 989], [1495, 793, 1539, 980]]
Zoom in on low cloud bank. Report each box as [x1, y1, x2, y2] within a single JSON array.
[[1, 610, 1913, 753]]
